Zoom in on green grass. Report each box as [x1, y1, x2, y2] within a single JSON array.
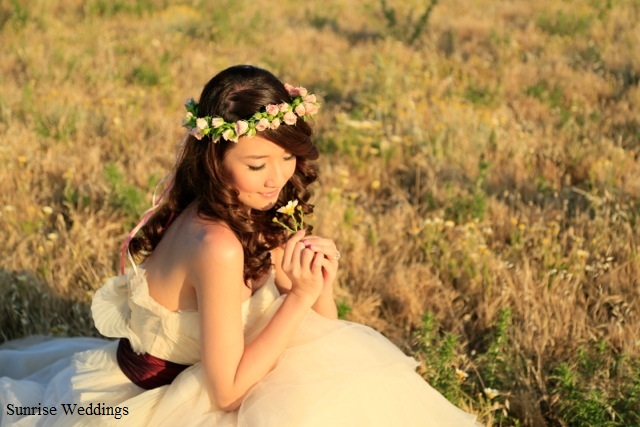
[[2, 1, 640, 425]]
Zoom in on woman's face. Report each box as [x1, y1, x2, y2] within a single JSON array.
[[222, 135, 296, 211]]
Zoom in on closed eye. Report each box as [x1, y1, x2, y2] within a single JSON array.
[[248, 164, 265, 171]]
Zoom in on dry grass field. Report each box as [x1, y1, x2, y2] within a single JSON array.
[[1, 0, 639, 425]]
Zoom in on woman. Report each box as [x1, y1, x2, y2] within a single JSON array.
[[0, 65, 480, 426]]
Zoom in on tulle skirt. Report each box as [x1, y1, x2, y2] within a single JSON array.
[[0, 299, 479, 426]]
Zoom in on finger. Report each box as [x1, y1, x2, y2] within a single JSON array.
[[289, 241, 307, 275], [300, 237, 337, 255], [319, 257, 338, 276], [300, 236, 330, 247], [306, 244, 339, 261], [282, 230, 306, 267], [299, 247, 315, 271], [311, 252, 324, 277], [320, 256, 338, 269]]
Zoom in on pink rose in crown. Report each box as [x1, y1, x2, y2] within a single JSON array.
[[278, 103, 290, 112], [297, 87, 308, 97], [283, 111, 297, 125], [211, 117, 225, 128], [270, 118, 281, 129], [294, 103, 306, 117], [189, 127, 203, 140], [235, 120, 249, 137], [284, 83, 297, 96], [255, 118, 270, 132], [303, 94, 316, 103], [265, 104, 279, 116], [304, 103, 319, 115]]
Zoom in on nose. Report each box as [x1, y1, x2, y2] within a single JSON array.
[[265, 163, 286, 188]]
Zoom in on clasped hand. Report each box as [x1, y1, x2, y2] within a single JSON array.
[[281, 230, 339, 303]]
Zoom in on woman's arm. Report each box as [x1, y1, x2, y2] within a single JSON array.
[[192, 227, 323, 411]]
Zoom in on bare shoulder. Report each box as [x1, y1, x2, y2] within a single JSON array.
[[188, 221, 244, 290], [195, 222, 243, 259]]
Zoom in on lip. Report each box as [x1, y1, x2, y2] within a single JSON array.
[[259, 190, 279, 199]]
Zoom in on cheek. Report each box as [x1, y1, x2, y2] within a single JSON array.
[[286, 161, 297, 180], [232, 173, 259, 193], [223, 166, 248, 192]]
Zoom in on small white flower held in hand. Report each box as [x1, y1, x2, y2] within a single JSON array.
[[277, 199, 298, 216], [273, 200, 304, 233]]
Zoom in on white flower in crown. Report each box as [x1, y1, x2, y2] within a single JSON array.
[[255, 118, 270, 132], [235, 120, 249, 137], [222, 128, 236, 142], [211, 117, 225, 128], [182, 111, 194, 126], [196, 118, 208, 131]]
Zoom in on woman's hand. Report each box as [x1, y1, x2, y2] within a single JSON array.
[[299, 235, 340, 294], [281, 230, 324, 303]]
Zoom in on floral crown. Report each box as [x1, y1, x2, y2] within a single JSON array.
[[182, 83, 320, 143]]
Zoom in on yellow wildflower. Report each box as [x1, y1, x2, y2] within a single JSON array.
[[455, 369, 469, 381], [484, 388, 499, 399], [576, 249, 590, 259]]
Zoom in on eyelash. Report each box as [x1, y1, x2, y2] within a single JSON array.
[[248, 155, 295, 171]]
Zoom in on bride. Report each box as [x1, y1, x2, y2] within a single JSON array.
[[0, 64, 480, 426]]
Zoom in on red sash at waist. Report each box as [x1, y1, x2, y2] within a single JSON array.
[[116, 338, 191, 390]]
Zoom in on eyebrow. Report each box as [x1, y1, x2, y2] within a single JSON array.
[[242, 155, 269, 160]]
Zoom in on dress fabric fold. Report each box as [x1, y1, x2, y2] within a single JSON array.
[[0, 268, 480, 426]]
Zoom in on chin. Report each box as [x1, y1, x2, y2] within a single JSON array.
[[257, 201, 277, 211], [245, 201, 277, 211]]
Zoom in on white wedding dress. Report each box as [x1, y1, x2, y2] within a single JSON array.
[[0, 267, 480, 426]]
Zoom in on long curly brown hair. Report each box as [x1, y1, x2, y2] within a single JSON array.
[[128, 65, 319, 283]]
